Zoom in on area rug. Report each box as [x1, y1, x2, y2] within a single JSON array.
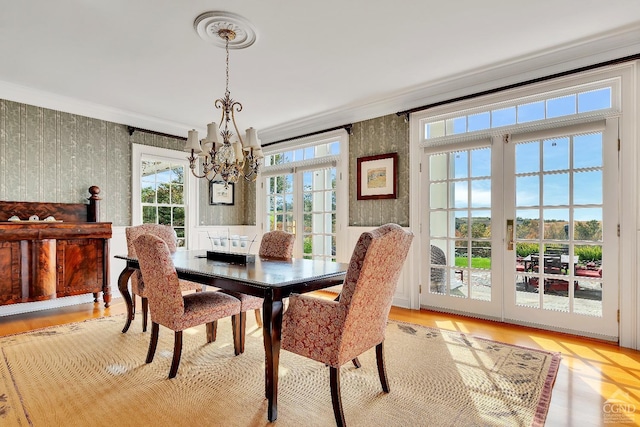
[[0, 315, 560, 427]]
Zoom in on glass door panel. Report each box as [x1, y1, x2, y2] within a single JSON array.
[[423, 146, 498, 316], [302, 168, 337, 261], [265, 174, 294, 233], [264, 167, 337, 260], [507, 125, 616, 338]]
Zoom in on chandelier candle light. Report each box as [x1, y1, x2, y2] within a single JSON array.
[[185, 12, 263, 187]]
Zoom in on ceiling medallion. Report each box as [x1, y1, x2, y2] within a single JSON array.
[[194, 11, 257, 49]]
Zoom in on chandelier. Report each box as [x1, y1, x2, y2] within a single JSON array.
[[185, 12, 262, 187]]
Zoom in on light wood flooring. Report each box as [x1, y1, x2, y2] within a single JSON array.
[[1, 298, 638, 426]]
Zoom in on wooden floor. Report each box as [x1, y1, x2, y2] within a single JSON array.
[[1, 298, 639, 426]]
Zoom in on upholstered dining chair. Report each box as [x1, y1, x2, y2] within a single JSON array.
[[125, 224, 204, 332], [281, 223, 413, 427], [133, 233, 242, 379], [221, 230, 296, 352]]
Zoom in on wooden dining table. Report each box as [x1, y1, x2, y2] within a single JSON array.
[[115, 250, 348, 422]]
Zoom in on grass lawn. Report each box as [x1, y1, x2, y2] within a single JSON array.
[[455, 257, 491, 269]]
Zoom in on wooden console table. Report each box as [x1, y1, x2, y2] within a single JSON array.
[[0, 186, 112, 307]]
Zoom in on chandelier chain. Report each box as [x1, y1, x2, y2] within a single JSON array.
[[225, 33, 231, 99]]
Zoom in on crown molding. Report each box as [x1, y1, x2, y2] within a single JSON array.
[[0, 80, 196, 138], [258, 24, 640, 144], [1, 25, 639, 145]]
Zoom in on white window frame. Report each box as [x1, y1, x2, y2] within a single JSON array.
[[131, 143, 199, 249], [258, 129, 350, 262], [410, 62, 638, 348]]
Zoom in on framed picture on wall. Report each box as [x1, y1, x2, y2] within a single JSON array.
[[356, 152, 398, 200], [209, 181, 235, 205]]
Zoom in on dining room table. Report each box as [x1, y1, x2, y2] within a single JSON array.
[[115, 250, 349, 422]]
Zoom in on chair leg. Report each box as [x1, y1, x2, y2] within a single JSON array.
[[141, 297, 149, 332], [352, 358, 361, 368], [206, 321, 217, 343], [330, 366, 346, 427], [254, 309, 262, 328], [211, 319, 218, 338], [169, 330, 183, 379], [376, 342, 390, 393], [231, 312, 245, 355], [146, 322, 159, 364]]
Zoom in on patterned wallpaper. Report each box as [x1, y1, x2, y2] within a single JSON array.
[[0, 100, 130, 225], [0, 99, 252, 226], [197, 175, 255, 226], [128, 130, 254, 226], [1, 99, 408, 228], [349, 114, 410, 227]]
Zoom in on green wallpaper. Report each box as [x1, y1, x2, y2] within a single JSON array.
[[349, 114, 410, 227], [0, 99, 251, 226], [1, 99, 408, 227], [197, 174, 255, 226], [0, 100, 130, 225]]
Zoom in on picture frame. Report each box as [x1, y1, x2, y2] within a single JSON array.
[[209, 181, 235, 205], [356, 152, 398, 200]]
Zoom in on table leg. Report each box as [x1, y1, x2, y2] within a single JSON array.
[[262, 295, 284, 422], [118, 266, 135, 333]]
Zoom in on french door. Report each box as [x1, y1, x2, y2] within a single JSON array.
[[420, 120, 619, 339], [263, 166, 338, 260]]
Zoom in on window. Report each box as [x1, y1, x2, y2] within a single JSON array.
[[132, 144, 196, 249], [140, 160, 186, 246], [424, 84, 613, 141], [260, 130, 348, 261]]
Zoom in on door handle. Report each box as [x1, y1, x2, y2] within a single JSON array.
[[506, 219, 514, 251]]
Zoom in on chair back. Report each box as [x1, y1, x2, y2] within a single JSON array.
[[126, 224, 178, 295], [133, 234, 185, 325], [430, 244, 446, 281], [126, 224, 178, 257], [259, 230, 295, 259], [338, 224, 413, 355]]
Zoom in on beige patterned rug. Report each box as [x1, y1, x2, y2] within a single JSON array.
[[0, 315, 559, 426]]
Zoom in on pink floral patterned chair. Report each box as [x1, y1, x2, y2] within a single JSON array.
[[221, 230, 295, 352], [125, 224, 204, 332], [281, 224, 413, 427], [133, 233, 242, 379]]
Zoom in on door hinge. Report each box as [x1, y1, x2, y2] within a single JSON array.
[[419, 284, 422, 293], [419, 162, 422, 173], [618, 138, 621, 151], [617, 224, 620, 237], [617, 309, 620, 323]]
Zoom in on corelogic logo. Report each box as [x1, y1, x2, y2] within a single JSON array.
[[603, 390, 637, 425]]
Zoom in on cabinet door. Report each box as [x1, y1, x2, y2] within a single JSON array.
[[56, 239, 104, 296], [0, 241, 23, 304]]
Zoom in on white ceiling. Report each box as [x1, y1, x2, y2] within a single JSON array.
[[1, 1, 640, 144]]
